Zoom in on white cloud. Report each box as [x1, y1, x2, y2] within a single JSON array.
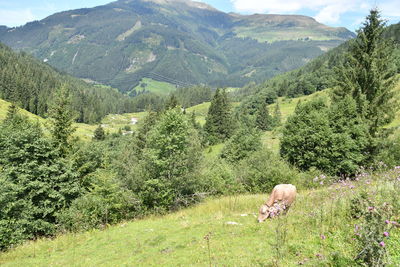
[[0, 8, 36, 27], [379, 0, 400, 18], [229, 0, 399, 25]]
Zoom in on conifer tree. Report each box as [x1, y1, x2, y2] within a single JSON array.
[[4, 103, 18, 122], [93, 125, 106, 141], [204, 88, 234, 144], [272, 101, 282, 127], [165, 94, 179, 110], [332, 9, 398, 138], [48, 85, 76, 155], [255, 101, 273, 130]]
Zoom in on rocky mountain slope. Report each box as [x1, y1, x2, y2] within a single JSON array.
[[0, 0, 355, 92]]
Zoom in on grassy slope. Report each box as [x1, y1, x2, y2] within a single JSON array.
[[133, 78, 177, 96], [0, 98, 147, 141], [1, 173, 399, 266]]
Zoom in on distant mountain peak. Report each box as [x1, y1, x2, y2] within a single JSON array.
[[127, 0, 216, 10]]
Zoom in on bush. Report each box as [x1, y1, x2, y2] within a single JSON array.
[[280, 97, 369, 176], [57, 170, 142, 232], [198, 159, 243, 195], [376, 132, 400, 168], [220, 126, 261, 163], [236, 148, 302, 193]]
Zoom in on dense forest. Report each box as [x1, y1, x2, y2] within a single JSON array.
[[1, 8, 400, 266], [0, 42, 177, 123]]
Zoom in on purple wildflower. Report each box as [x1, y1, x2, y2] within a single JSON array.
[[383, 232, 389, 237], [320, 234, 326, 240], [385, 220, 390, 224], [379, 241, 385, 247], [368, 206, 374, 211]]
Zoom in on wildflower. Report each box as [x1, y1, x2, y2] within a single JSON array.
[[320, 234, 326, 240], [350, 185, 355, 189], [320, 181, 324, 185], [368, 206, 374, 211], [385, 220, 390, 224], [383, 232, 389, 237], [379, 241, 385, 247]]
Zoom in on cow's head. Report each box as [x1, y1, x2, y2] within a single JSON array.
[[258, 204, 270, 223]]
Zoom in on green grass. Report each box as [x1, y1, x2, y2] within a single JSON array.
[[0, 99, 45, 122], [0, 98, 148, 141], [134, 78, 177, 95], [233, 27, 344, 43], [1, 171, 399, 266]]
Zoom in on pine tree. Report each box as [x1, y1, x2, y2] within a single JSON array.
[[93, 125, 105, 141], [332, 9, 398, 138], [272, 101, 282, 127], [165, 94, 179, 110], [204, 88, 234, 144], [48, 85, 76, 155], [4, 103, 18, 122], [190, 111, 201, 130], [255, 101, 273, 131]]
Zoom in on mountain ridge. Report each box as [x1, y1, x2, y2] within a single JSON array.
[[0, 0, 355, 92]]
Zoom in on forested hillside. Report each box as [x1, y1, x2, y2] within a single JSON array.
[[0, 42, 168, 123], [0, 0, 354, 92]]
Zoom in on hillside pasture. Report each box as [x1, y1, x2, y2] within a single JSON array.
[[1, 169, 399, 266]]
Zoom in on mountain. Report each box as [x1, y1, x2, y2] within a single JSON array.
[[0, 0, 354, 93]]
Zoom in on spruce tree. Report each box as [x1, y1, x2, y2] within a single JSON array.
[[204, 88, 234, 144], [255, 101, 273, 130], [272, 101, 282, 127], [93, 125, 106, 141], [4, 103, 18, 122], [165, 94, 179, 110], [48, 85, 76, 155], [332, 9, 398, 138]]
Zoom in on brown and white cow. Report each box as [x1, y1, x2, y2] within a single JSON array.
[[258, 184, 297, 223]]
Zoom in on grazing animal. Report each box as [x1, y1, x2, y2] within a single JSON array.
[[258, 184, 297, 223]]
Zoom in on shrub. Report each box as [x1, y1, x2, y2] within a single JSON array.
[[220, 126, 261, 163], [57, 170, 142, 232], [236, 148, 302, 193], [376, 132, 400, 168], [280, 97, 369, 176], [198, 159, 243, 195]]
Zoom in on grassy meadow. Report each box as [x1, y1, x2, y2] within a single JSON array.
[[1, 169, 399, 266], [134, 78, 177, 95]]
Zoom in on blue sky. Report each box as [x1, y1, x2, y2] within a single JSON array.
[[0, 0, 399, 31]]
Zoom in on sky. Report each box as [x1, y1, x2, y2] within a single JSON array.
[[0, 0, 399, 32]]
